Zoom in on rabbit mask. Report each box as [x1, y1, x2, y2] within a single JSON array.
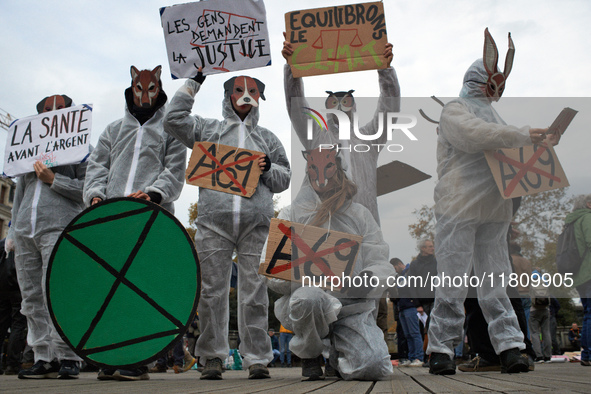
[[482, 27, 514, 100]]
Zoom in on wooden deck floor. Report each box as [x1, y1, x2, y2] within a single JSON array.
[[1, 362, 589, 393]]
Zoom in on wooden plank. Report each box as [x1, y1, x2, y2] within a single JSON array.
[[398, 368, 493, 393], [279, 380, 342, 394], [449, 372, 549, 392], [201, 368, 341, 394], [316, 379, 373, 393], [2, 363, 591, 393], [373, 370, 429, 393], [472, 364, 590, 392]]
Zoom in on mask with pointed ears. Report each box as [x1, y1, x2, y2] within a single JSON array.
[[130, 65, 162, 108], [302, 147, 338, 193], [482, 27, 514, 99]]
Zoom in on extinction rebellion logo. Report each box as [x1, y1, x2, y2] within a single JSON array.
[[302, 107, 418, 152]]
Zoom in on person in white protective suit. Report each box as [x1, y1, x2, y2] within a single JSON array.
[[163, 69, 291, 380], [282, 39, 399, 226], [83, 66, 186, 381], [283, 37, 400, 338], [262, 147, 395, 381], [6, 94, 88, 379], [426, 28, 558, 375], [84, 66, 186, 214]]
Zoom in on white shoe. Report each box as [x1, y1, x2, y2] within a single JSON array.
[[409, 359, 424, 367], [399, 359, 411, 367]]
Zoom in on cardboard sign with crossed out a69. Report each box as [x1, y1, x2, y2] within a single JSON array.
[[485, 143, 569, 199], [259, 218, 362, 288], [185, 141, 263, 197]]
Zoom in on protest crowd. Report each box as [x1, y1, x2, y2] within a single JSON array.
[[1, 1, 590, 390]]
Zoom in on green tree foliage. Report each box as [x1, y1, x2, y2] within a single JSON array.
[[408, 188, 578, 296], [409, 189, 573, 266], [408, 204, 435, 242], [555, 297, 580, 327], [186, 202, 198, 240], [513, 188, 573, 270]]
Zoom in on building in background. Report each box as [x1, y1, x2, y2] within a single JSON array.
[[0, 177, 15, 238]]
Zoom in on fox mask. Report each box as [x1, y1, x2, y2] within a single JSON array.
[[302, 147, 338, 192], [131, 65, 162, 108]]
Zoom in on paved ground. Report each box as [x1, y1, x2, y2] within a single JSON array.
[[1, 361, 589, 393]]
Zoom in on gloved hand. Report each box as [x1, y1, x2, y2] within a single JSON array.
[[260, 155, 271, 172], [191, 69, 206, 84]]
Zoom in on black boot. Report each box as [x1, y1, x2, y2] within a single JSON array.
[[301, 356, 325, 381], [429, 353, 456, 375], [500, 348, 529, 374]]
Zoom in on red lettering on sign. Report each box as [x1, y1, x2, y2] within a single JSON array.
[[269, 223, 358, 277], [188, 143, 260, 195], [493, 147, 561, 197]]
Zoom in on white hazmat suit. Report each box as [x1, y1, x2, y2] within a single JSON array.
[[284, 65, 400, 225], [426, 59, 530, 358], [262, 174, 395, 380], [163, 78, 291, 368], [8, 163, 88, 364], [83, 90, 186, 213]]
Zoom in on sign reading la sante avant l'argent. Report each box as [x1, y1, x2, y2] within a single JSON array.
[[160, 0, 272, 78], [3, 104, 92, 177]]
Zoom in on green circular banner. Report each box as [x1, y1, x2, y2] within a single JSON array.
[[46, 198, 200, 368]]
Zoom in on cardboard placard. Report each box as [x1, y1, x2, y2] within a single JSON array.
[[259, 218, 362, 287], [377, 160, 431, 197], [3, 104, 92, 177], [485, 144, 569, 199], [160, 0, 272, 78], [285, 1, 388, 77], [186, 141, 263, 197], [547, 107, 577, 138]]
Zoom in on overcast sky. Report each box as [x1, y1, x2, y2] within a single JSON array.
[[1, 0, 590, 262]]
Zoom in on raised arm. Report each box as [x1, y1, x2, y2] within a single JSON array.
[[359, 43, 401, 145], [163, 75, 207, 149], [283, 36, 325, 151]]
